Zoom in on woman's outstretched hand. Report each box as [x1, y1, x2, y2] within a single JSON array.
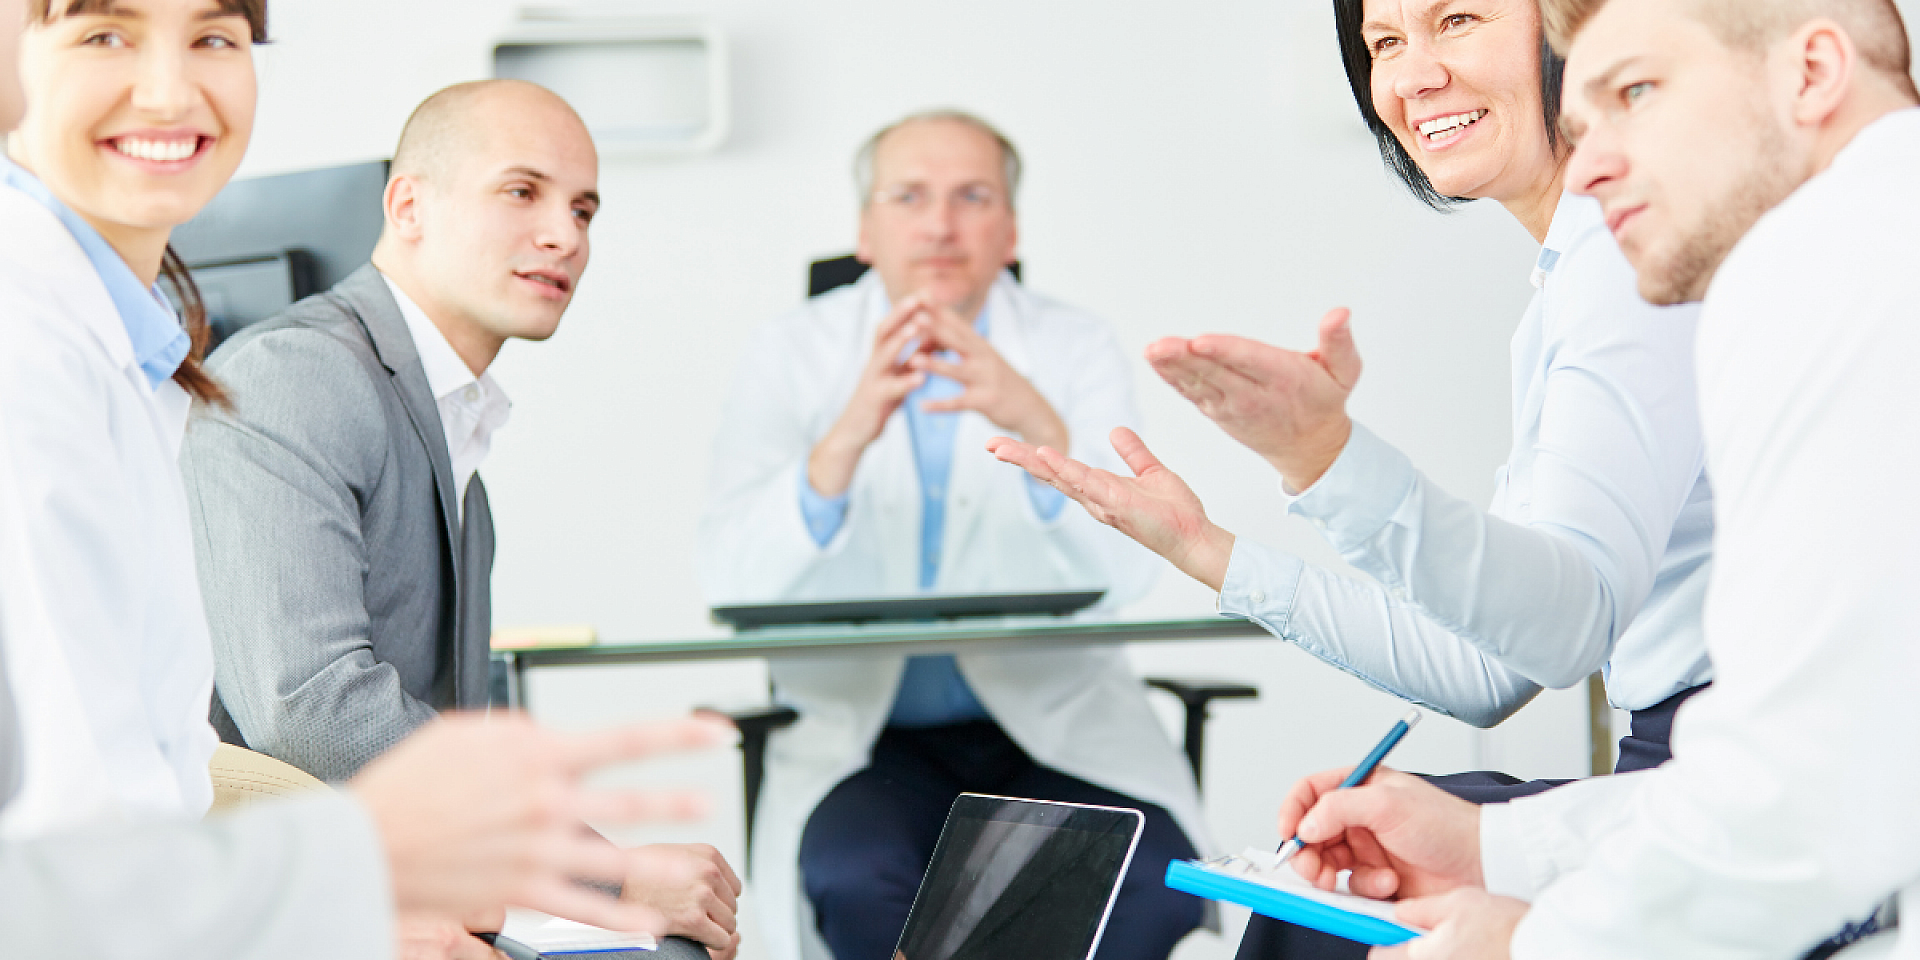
[[986, 427, 1236, 591], [1147, 308, 1361, 492]]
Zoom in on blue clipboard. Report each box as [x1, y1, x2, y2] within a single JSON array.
[[1165, 859, 1422, 946]]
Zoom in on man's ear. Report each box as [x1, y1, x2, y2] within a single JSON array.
[[1784, 18, 1856, 128], [1004, 218, 1020, 266], [383, 174, 427, 243]]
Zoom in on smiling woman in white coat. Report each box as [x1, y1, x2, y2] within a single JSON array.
[[699, 111, 1211, 960], [0, 0, 264, 838]]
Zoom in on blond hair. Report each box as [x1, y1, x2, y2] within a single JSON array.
[[1545, 0, 1912, 83]]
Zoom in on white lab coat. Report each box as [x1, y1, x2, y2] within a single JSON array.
[[700, 271, 1210, 960], [0, 182, 218, 837]]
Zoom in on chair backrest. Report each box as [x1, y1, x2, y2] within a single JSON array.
[[169, 160, 390, 350], [807, 254, 1022, 297], [207, 742, 327, 814]]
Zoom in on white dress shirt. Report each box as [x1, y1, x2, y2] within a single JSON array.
[[381, 273, 511, 519], [1219, 193, 1715, 723], [1485, 108, 1920, 958], [0, 182, 217, 836]]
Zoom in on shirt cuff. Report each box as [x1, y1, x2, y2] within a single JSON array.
[[1216, 537, 1306, 623], [1025, 474, 1068, 523], [1285, 422, 1419, 552], [1480, 802, 1540, 900], [796, 468, 850, 548]]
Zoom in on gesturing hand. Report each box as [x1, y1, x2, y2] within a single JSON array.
[[1279, 766, 1483, 902], [912, 301, 1069, 452], [1147, 308, 1361, 491], [620, 843, 744, 960], [1370, 889, 1527, 960], [809, 294, 934, 498], [350, 713, 731, 935], [986, 427, 1234, 591]]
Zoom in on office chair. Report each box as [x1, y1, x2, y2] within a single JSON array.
[[207, 742, 327, 814]]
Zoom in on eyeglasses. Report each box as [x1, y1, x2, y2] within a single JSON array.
[[870, 184, 1004, 216]]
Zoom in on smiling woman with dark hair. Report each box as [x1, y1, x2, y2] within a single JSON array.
[[1333, 0, 1566, 211], [985, 5, 1722, 956]]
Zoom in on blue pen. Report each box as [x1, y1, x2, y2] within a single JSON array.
[[1274, 708, 1421, 867]]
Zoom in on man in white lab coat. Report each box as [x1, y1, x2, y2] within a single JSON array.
[[699, 111, 1209, 960]]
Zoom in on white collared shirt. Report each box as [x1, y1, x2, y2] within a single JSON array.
[[380, 274, 511, 520], [1218, 192, 1715, 724], [1489, 108, 1920, 958]]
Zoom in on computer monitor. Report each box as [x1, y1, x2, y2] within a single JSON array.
[[893, 794, 1143, 960], [168, 160, 389, 347]]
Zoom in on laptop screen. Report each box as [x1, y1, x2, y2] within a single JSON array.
[[894, 795, 1144, 960]]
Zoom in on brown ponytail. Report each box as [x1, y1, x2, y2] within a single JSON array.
[[158, 247, 231, 409]]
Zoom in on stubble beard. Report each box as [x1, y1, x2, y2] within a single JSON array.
[[1639, 107, 1802, 306]]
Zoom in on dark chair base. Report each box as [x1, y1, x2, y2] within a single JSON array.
[[1145, 676, 1259, 784], [695, 704, 799, 869]]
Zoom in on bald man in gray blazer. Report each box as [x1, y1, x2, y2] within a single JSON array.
[[186, 263, 493, 780], [183, 81, 748, 958], [183, 79, 597, 783]]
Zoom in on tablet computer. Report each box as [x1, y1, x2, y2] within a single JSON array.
[[893, 794, 1144, 960], [710, 591, 1104, 631]]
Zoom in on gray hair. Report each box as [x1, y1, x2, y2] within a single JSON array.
[[853, 109, 1023, 209]]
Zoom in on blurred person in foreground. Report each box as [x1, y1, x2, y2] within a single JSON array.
[[0, 0, 730, 956]]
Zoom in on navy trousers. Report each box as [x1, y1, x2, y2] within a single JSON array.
[[1233, 684, 1708, 960], [799, 720, 1204, 960]]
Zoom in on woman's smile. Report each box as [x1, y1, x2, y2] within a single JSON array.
[[1416, 108, 1489, 148], [100, 129, 215, 172]]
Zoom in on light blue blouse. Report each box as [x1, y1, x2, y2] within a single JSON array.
[[0, 159, 188, 389], [1219, 193, 1715, 723]]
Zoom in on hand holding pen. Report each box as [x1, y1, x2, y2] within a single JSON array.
[[1269, 714, 1487, 901]]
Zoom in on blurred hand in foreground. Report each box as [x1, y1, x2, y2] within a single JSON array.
[[350, 713, 731, 935]]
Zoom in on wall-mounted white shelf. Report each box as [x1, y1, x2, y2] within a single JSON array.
[[492, 11, 729, 157]]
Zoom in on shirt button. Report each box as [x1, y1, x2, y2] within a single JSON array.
[[1250, 591, 1267, 605], [463, 385, 480, 403]]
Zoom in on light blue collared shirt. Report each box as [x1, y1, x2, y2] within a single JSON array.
[[0, 159, 190, 390], [798, 307, 1066, 727], [1217, 193, 1714, 723]]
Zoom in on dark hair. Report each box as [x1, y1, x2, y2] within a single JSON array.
[[1333, 0, 1566, 211], [29, 0, 268, 406]]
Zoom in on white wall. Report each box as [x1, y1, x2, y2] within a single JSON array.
[[238, 1, 1649, 955]]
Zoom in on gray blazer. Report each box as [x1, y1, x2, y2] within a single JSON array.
[[183, 264, 493, 781]]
